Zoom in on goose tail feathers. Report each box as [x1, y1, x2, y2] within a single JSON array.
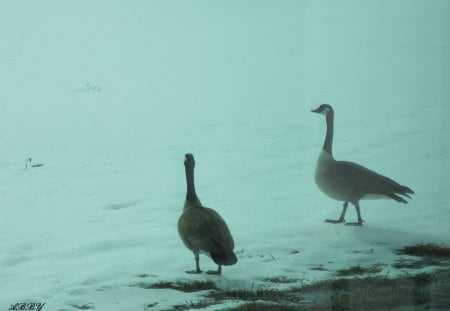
[[211, 251, 238, 266], [378, 174, 414, 203]]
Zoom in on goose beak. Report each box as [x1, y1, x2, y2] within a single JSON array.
[[311, 108, 320, 113]]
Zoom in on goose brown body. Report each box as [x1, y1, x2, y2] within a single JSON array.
[[312, 104, 414, 225], [178, 203, 236, 266], [178, 153, 237, 275]]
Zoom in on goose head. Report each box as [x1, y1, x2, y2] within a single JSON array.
[[184, 153, 195, 169], [311, 104, 333, 116]]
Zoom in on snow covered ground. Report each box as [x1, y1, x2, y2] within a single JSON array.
[[1, 1, 449, 310]]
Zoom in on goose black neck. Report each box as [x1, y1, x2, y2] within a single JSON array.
[[185, 163, 200, 204], [323, 110, 334, 154]]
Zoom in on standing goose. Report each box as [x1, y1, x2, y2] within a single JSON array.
[[178, 153, 237, 275], [311, 104, 414, 225]]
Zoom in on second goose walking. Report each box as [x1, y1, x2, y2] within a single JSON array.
[[311, 104, 414, 225]]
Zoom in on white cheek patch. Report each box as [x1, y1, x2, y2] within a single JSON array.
[[321, 107, 330, 115]]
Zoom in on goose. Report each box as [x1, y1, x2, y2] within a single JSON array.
[[178, 153, 237, 275], [311, 104, 414, 225]]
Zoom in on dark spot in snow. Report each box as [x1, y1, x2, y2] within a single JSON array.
[[104, 200, 139, 210]]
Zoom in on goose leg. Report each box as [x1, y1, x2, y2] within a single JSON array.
[[186, 253, 202, 274], [325, 201, 348, 224], [346, 202, 364, 226], [206, 265, 222, 275]]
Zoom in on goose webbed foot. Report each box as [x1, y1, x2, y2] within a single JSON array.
[[186, 253, 202, 274], [206, 265, 222, 275], [325, 202, 348, 224], [345, 220, 364, 226], [346, 203, 364, 226]]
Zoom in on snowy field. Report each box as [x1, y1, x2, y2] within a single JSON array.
[[1, 1, 449, 310]]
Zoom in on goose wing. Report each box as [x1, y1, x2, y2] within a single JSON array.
[[335, 161, 413, 202], [178, 207, 234, 254]]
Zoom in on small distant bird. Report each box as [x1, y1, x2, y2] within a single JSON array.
[[25, 158, 45, 170], [311, 104, 414, 225], [178, 153, 237, 275]]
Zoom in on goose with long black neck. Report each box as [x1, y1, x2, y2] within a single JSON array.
[[312, 104, 414, 225], [178, 153, 237, 275]]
